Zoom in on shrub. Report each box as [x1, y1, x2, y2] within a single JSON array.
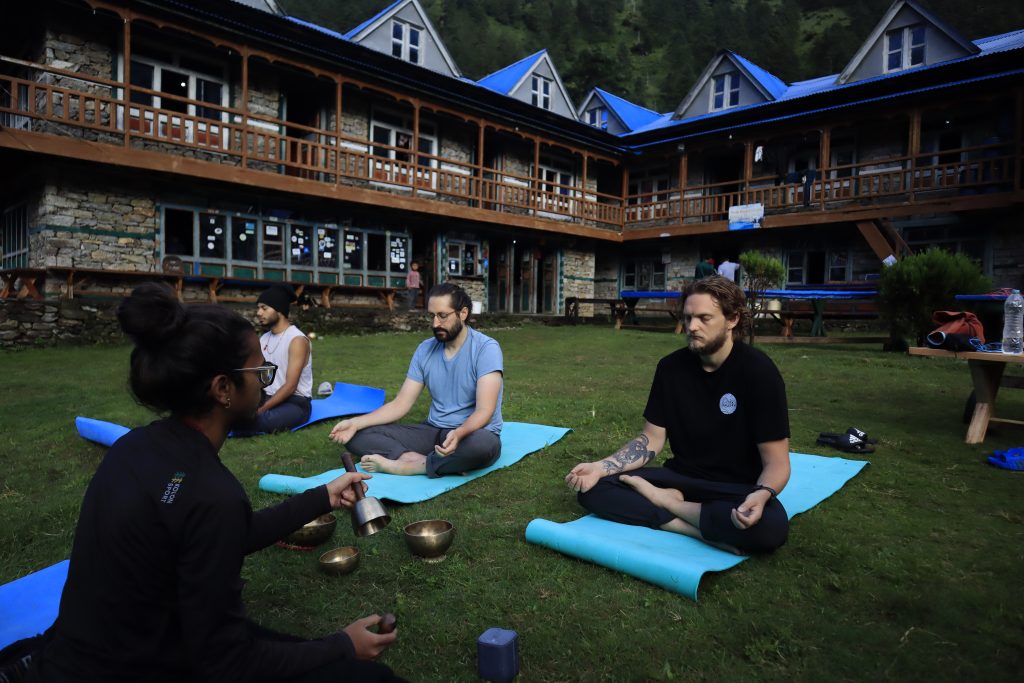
[[739, 251, 786, 344], [877, 247, 991, 347]]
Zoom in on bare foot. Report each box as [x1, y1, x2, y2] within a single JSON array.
[[620, 475, 684, 509], [360, 454, 426, 476]]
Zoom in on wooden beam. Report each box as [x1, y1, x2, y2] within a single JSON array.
[[122, 14, 131, 149], [241, 51, 249, 170], [0, 128, 620, 242], [908, 109, 921, 202], [412, 100, 420, 199], [855, 220, 896, 261]]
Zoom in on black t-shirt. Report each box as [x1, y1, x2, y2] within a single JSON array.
[[644, 342, 789, 483], [41, 418, 353, 683]]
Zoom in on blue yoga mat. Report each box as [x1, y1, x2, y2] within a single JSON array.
[[259, 422, 571, 503], [0, 560, 69, 649], [525, 452, 868, 600], [75, 382, 386, 447]]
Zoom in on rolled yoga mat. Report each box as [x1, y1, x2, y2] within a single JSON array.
[[0, 560, 69, 649], [525, 452, 868, 600], [259, 422, 571, 503]]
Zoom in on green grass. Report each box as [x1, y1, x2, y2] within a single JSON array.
[[2, 328, 1023, 681]]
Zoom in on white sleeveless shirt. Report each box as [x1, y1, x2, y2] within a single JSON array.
[[259, 324, 312, 399]]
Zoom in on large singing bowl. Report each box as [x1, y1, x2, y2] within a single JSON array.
[[284, 514, 337, 547], [403, 519, 455, 563], [319, 546, 360, 575]]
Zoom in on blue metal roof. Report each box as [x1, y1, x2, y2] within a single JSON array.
[[592, 88, 661, 131], [627, 29, 1024, 137], [343, 0, 405, 40], [477, 50, 546, 95], [285, 15, 345, 40], [730, 52, 788, 100]]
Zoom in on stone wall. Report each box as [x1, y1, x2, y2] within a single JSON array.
[[560, 247, 595, 316], [31, 181, 158, 273], [593, 246, 620, 300]]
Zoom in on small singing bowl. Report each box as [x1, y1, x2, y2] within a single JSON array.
[[285, 514, 337, 547], [318, 546, 360, 575], [403, 520, 455, 563]]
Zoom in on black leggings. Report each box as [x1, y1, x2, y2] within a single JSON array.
[[577, 468, 789, 554], [249, 623, 408, 683]]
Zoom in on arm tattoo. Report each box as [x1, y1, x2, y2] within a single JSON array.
[[601, 434, 656, 474]]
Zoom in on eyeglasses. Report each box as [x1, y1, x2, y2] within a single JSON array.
[[232, 362, 278, 387], [426, 310, 457, 323]]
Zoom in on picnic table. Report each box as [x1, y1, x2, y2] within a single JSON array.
[[908, 346, 1024, 444], [954, 293, 1008, 342], [754, 289, 878, 337], [618, 291, 683, 333]]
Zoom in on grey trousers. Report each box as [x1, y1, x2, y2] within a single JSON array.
[[346, 423, 501, 478]]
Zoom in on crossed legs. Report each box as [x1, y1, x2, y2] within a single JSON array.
[[346, 424, 501, 478]]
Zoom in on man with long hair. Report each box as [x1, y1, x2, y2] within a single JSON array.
[[566, 276, 791, 554]]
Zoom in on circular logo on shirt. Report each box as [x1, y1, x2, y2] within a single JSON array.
[[719, 393, 737, 415]]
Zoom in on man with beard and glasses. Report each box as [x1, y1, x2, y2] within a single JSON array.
[[234, 284, 313, 434], [565, 276, 791, 555], [329, 283, 503, 477]]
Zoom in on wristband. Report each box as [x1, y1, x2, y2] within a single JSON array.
[[754, 484, 777, 500]]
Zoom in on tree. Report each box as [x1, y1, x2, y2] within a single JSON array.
[[739, 251, 786, 345]]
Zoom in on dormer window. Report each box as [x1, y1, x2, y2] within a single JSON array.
[[531, 76, 551, 110], [711, 71, 740, 111], [586, 107, 608, 129], [391, 20, 421, 64], [885, 24, 926, 72]]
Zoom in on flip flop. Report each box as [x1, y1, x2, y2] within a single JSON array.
[[847, 427, 878, 444], [986, 452, 1024, 471], [819, 433, 874, 454], [816, 433, 841, 446]]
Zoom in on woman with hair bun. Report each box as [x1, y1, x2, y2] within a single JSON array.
[[8, 283, 407, 683]]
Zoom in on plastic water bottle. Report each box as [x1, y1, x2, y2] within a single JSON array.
[[1002, 289, 1024, 355]]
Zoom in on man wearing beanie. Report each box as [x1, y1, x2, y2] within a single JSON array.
[[237, 284, 313, 434]]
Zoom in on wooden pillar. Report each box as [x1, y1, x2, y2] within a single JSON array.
[[743, 141, 753, 195], [411, 100, 420, 198], [621, 165, 630, 227], [240, 51, 249, 169], [533, 137, 541, 213], [122, 14, 131, 148], [908, 109, 921, 202], [819, 127, 831, 210], [580, 153, 588, 221], [678, 152, 688, 224], [476, 120, 485, 208], [335, 79, 343, 184]]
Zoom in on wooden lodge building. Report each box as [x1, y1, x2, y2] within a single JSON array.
[[1, 0, 1022, 318]]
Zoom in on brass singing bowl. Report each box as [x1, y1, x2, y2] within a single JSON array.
[[284, 514, 337, 547], [319, 546, 360, 575], [403, 520, 455, 563]]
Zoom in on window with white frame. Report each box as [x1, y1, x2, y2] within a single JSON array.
[[446, 240, 480, 277], [710, 71, 740, 111], [128, 52, 228, 124], [531, 76, 552, 110], [586, 107, 608, 129], [391, 20, 422, 64], [370, 110, 437, 174], [535, 156, 575, 211], [885, 24, 926, 72], [622, 259, 666, 291], [628, 167, 671, 204], [1, 203, 29, 270]]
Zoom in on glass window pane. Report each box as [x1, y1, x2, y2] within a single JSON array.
[[367, 232, 387, 271], [343, 229, 363, 270], [714, 93, 724, 109], [318, 226, 338, 269], [232, 218, 258, 262], [409, 29, 420, 46], [392, 42, 403, 58], [290, 224, 313, 266], [130, 61, 154, 106], [392, 22, 403, 40], [888, 30, 903, 51], [372, 125, 391, 158], [196, 78, 222, 121], [199, 213, 226, 259], [164, 208, 193, 256], [462, 244, 476, 276], [263, 222, 283, 262], [409, 47, 419, 63], [389, 235, 408, 273], [910, 45, 924, 65], [887, 51, 902, 71], [160, 69, 189, 114], [911, 25, 925, 45]]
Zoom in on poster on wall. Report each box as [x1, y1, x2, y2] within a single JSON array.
[[728, 203, 764, 231]]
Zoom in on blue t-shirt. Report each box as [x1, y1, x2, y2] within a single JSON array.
[[407, 327, 504, 434]]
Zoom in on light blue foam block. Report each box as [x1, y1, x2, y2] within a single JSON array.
[[524, 452, 868, 600], [75, 382, 387, 447], [259, 422, 571, 503], [0, 560, 69, 649]]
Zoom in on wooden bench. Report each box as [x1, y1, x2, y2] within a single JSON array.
[[617, 291, 684, 333], [206, 277, 396, 311], [48, 267, 185, 301], [754, 287, 879, 337], [0, 268, 47, 300], [564, 297, 622, 323]]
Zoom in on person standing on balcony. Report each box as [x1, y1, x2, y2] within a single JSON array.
[[405, 260, 422, 310], [330, 282, 503, 478], [235, 284, 312, 435]]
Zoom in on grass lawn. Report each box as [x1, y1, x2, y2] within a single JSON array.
[[1, 326, 1023, 681]]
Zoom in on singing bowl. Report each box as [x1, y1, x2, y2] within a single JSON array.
[[319, 546, 360, 575], [403, 520, 455, 563], [284, 514, 337, 547]]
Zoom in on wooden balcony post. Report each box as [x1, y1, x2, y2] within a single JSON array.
[[122, 13, 131, 148], [621, 165, 629, 226], [678, 152, 687, 224], [411, 99, 420, 197], [819, 127, 831, 210], [580, 153, 588, 221], [743, 140, 753, 197], [240, 50, 249, 169], [476, 119, 485, 207], [335, 78, 343, 184], [908, 109, 921, 202], [533, 137, 541, 213]]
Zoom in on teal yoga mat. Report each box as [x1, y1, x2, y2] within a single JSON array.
[[259, 422, 571, 503], [525, 452, 868, 600], [75, 382, 386, 447], [0, 560, 69, 649]]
